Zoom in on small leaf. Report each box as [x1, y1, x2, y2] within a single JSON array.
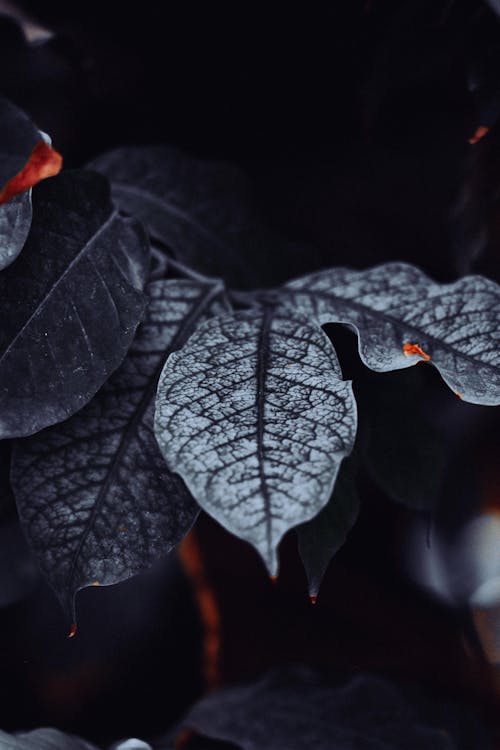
[[87, 146, 309, 289], [297, 456, 359, 599], [11, 278, 222, 618], [155, 308, 357, 574], [0, 170, 150, 439], [279, 262, 500, 405], [0, 728, 97, 749], [0, 191, 32, 271], [0, 97, 61, 271]]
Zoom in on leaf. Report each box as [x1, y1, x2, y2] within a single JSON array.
[[155, 308, 357, 574], [0, 191, 32, 271], [297, 455, 359, 599], [278, 262, 500, 406], [87, 146, 309, 289], [0, 169, 150, 439], [177, 667, 459, 749], [11, 278, 223, 618], [0, 96, 41, 190], [0, 97, 61, 271], [0, 728, 97, 750], [358, 367, 448, 511]]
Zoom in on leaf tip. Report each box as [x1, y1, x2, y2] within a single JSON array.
[[91, 581, 101, 587], [309, 594, 318, 605], [403, 342, 431, 362], [68, 622, 77, 639], [269, 574, 279, 585], [455, 392, 463, 400]]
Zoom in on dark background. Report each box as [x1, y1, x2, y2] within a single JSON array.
[[0, 1, 499, 746]]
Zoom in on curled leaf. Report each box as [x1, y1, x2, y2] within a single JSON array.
[[279, 262, 500, 405]]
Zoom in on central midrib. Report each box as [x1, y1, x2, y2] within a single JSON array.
[[66, 282, 223, 598], [282, 286, 499, 375], [256, 306, 273, 560]]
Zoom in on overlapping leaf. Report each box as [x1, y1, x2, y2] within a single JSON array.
[[0, 170, 150, 439], [277, 262, 500, 405], [88, 146, 310, 289], [297, 456, 359, 599], [11, 279, 224, 618], [155, 308, 357, 574]]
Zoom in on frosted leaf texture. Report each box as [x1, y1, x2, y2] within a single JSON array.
[[11, 279, 223, 617], [0, 190, 32, 271], [0, 170, 150, 439], [282, 262, 500, 405], [0, 728, 97, 750], [155, 308, 357, 574]]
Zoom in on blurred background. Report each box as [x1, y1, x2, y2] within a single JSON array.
[[0, 1, 499, 746]]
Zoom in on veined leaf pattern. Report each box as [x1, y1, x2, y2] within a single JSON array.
[[279, 262, 500, 405], [0, 170, 150, 439], [0, 190, 32, 271], [11, 279, 224, 618], [155, 308, 357, 574]]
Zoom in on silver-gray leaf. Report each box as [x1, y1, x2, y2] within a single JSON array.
[[0, 728, 97, 750], [11, 279, 224, 619], [280, 262, 500, 406], [154, 309, 357, 574], [0, 190, 32, 271]]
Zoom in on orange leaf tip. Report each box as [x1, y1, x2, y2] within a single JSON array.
[[68, 623, 77, 639], [456, 392, 463, 400], [91, 581, 101, 587], [469, 125, 490, 145], [310, 594, 318, 605], [269, 574, 278, 585], [403, 342, 431, 361], [0, 140, 62, 205]]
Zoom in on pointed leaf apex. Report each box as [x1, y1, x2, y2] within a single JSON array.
[[68, 622, 77, 639]]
